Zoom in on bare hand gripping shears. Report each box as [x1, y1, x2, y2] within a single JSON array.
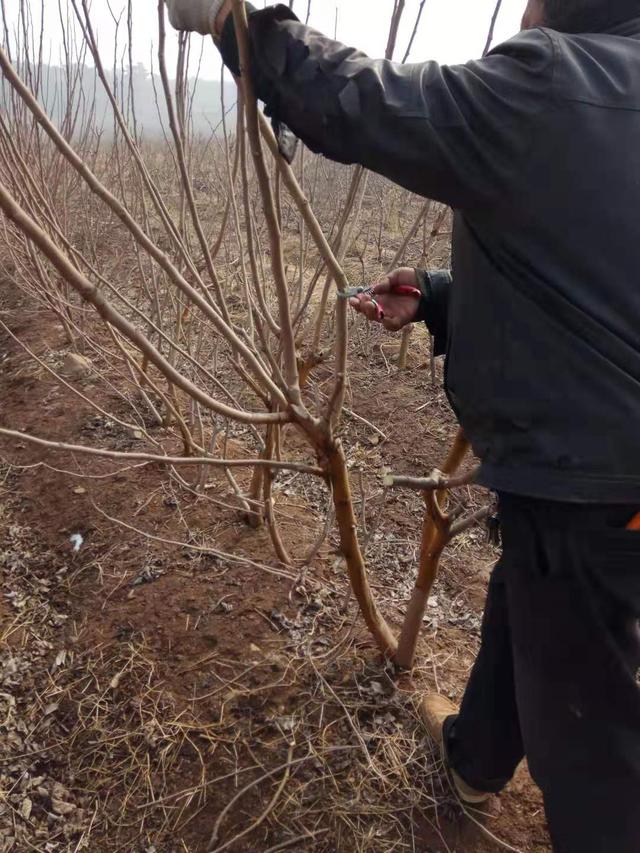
[[339, 283, 421, 323]]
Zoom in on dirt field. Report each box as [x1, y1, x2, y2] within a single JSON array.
[[0, 276, 552, 852]]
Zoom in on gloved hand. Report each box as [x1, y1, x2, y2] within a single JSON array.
[[166, 0, 300, 164], [165, 0, 227, 36]]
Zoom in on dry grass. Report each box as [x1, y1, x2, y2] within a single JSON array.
[[0, 456, 485, 853]]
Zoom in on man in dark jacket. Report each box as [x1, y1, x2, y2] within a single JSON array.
[[168, 1, 640, 849]]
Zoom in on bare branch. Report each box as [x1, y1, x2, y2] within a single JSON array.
[[0, 427, 325, 476]]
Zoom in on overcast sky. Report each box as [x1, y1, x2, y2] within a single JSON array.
[[6, 0, 527, 77]]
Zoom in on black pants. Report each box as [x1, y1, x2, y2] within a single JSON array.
[[445, 494, 640, 853]]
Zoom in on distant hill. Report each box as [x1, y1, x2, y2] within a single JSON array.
[[1, 62, 237, 140]]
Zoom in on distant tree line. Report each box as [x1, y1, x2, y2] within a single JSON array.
[[1, 61, 237, 140]]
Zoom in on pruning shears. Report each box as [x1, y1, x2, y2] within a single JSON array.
[[338, 282, 421, 323]]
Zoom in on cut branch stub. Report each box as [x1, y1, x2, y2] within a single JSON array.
[[385, 431, 491, 670]]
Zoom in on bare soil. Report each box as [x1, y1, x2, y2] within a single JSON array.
[[0, 283, 550, 851]]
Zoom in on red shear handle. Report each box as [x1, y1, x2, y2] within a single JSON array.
[[368, 282, 421, 322]]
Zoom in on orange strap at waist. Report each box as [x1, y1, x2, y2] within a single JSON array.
[[627, 512, 640, 531]]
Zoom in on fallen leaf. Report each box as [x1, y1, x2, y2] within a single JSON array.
[[52, 798, 76, 816], [109, 671, 124, 690], [21, 798, 32, 821]]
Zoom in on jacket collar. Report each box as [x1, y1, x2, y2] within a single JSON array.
[[604, 17, 640, 39]]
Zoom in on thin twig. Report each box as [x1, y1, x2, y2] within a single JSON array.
[[209, 741, 296, 852], [483, 0, 504, 56]]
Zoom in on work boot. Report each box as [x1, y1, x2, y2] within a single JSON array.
[[421, 694, 492, 805]]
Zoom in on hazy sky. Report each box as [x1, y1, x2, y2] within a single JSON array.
[[6, 0, 527, 78]]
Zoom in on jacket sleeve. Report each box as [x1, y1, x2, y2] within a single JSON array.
[[220, 5, 555, 211], [415, 269, 451, 356]]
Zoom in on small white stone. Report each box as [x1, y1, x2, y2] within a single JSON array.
[[61, 353, 91, 380]]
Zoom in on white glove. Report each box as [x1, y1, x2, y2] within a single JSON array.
[[166, 0, 226, 36]]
